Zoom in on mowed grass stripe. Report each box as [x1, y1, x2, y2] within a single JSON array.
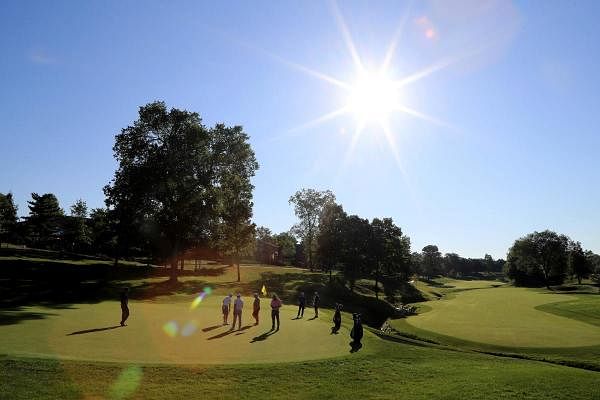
[[403, 287, 600, 348]]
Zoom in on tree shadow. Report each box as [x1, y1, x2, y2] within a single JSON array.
[[67, 325, 122, 335], [0, 308, 59, 326]]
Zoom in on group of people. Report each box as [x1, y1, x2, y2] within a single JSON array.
[[220, 291, 364, 346], [221, 292, 284, 331]]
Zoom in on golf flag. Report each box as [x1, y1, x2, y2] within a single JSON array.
[[261, 284, 267, 296]]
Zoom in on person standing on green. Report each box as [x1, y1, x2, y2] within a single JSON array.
[[270, 294, 282, 331], [252, 293, 260, 325], [232, 293, 244, 330], [120, 288, 129, 326], [313, 291, 320, 318]]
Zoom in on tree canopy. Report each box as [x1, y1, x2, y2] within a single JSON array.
[[104, 101, 258, 280]]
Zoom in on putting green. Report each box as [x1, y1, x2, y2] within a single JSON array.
[[0, 297, 355, 364], [404, 287, 600, 348]]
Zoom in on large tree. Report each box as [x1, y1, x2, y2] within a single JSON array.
[[289, 188, 335, 271], [370, 218, 411, 299], [25, 193, 63, 248], [339, 215, 371, 292], [568, 241, 590, 284], [212, 123, 259, 282], [505, 230, 570, 288], [0, 192, 18, 247], [316, 202, 347, 281], [273, 231, 297, 265], [105, 101, 257, 281]]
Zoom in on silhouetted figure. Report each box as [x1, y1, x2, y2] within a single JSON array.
[[232, 293, 243, 330], [252, 293, 260, 325], [222, 293, 233, 325], [313, 291, 320, 318], [120, 288, 129, 326], [332, 303, 343, 334], [297, 291, 306, 318], [271, 294, 282, 331], [350, 313, 363, 347]]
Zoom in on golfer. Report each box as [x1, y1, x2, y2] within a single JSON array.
[[232, 293, 243, 330], [252, 293, 260, 325], [222, 293, 233, 325], [120, 288, 129, 326], [297, 291, 306, 318], [270, 293, 282, 331], [313, 291, 320, 318]]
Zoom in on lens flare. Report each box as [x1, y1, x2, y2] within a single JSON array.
[[181, 320, 199, 337], [190, 287, 213, 310], [108, 365, 143, 400], [162, 321, 178, 338]]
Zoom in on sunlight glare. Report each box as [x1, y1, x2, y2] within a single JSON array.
[[348, 72, 400, 123]]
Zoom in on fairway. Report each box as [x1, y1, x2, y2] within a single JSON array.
[[402, 286, 600, 348], [0, 298, 353, 364]]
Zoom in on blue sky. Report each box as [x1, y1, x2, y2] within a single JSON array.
[[1, 0, 599, 259]]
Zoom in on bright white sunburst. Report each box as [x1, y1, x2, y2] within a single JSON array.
[[347, 72, 400, 124], [275, 1, 459, 168]]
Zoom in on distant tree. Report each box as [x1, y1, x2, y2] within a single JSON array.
[[421, 245, 442, 280], [370, 218, 411, 299], [105, 101, 258, 281], [410, 251, 423, 277], [442, 253, 462, 277], [255, 226, 275, 264], [289, 188, 336, 271], [0, 192, 18, 247], [568, 241, 590, 284], [89, 207, 116, 255], [316, 202, 346, 281], [339, 215, 371, 292], [505, 230, 570, 288], [64, 199, 91, 252], [483, 253, 494, 273], [25, 193, 63, 248], [273, 232, 297, 265]]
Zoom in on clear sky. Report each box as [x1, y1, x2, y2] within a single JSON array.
[[1, 0, 599, 259]]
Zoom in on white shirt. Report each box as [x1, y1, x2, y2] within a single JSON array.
[[223, 296, 232, 307], [234, 298, 244, 312]]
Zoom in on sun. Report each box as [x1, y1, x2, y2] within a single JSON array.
[[347, 72, 400, 123]]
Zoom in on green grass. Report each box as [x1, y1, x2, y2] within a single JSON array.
[[390, 284, 600, 370], [3, 259, 600, 399], [3, 335, 600, 400], [536, 296, 600, 327], [0, 299, 352, 364]]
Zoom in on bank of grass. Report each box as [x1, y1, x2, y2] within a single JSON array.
[[3, 333, 600, 400], [390, 284, 600, 370]]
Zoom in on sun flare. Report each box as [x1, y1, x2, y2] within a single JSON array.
[[347, 72, 400, 123]]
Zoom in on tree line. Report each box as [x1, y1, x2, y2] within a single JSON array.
[[2, 101, 598, 291]]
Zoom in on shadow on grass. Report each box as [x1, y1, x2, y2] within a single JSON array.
[[250, 329, 279, 343], [0, 308, 59, 325], [202, 324, 223, 332], [67, 325, 122, 336]]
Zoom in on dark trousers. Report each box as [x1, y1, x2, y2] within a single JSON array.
[[297, 304, 305, 317], [314, 305, 319, 317], [121, 306, 129, 325], [333, 319, 341, 332], [271, 309, 280, 330], [252, 309, 259, 324], [232, 310, 242, 329]]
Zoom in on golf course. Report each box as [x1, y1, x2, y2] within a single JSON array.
[[2, 259, 600, 400]]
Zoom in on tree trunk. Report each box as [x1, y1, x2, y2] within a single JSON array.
[[329, 268, 332, 283], [374, 262, 380, 299], [578, 276, 582, 285]]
